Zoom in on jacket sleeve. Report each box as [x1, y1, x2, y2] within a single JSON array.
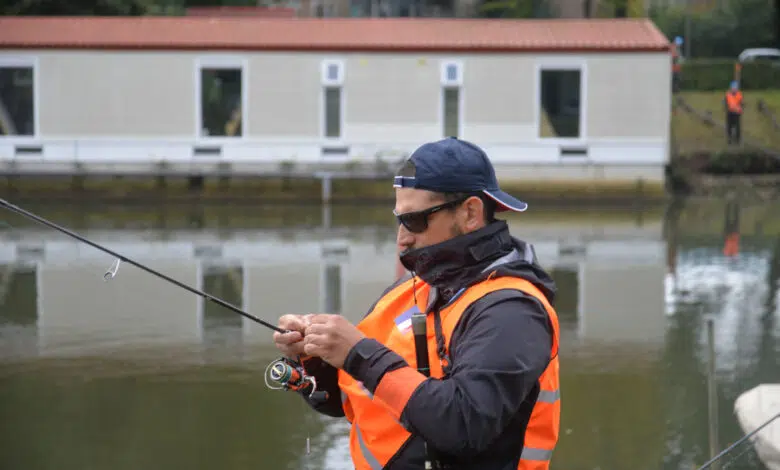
[[342, 291, 553, 458], [298, 356, 345, 418]]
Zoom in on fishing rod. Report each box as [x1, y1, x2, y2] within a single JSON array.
[[1, 198, 331, 411], [696, 411, 780, 470], [0, 197, 287, 334]]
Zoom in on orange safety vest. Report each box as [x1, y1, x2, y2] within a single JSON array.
[[726, 91, 743, 114], [338, 274, 561, 470]]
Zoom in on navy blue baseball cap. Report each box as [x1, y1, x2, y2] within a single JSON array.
[[393, 137, 528, 212]]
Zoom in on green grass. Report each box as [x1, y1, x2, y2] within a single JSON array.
[[672, 90, 780, 154]]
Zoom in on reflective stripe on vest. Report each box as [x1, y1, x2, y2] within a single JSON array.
[[726, 91, 743, 113], [337, 274, 561, 470]]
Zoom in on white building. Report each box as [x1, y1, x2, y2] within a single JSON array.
[[0, 16, 672, 183]]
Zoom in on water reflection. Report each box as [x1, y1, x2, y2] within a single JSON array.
[[0, 218, 666, 359], [202, 265, 245, 363], [0, 200, 777, 470]]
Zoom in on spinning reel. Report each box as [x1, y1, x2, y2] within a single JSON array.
[[264, 357, 329, 404]]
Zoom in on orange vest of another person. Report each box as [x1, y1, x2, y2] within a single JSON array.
[[726, 91, 743, 114], [338, 274, 561, 470]]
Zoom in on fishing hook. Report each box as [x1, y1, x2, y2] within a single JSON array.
[[104, 258, 121, 281]]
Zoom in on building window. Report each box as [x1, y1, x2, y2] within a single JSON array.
[[322, 60, 344, 139], [0, 61, 35, 137], [440, 61, 462, 138], [443, 89, 460, 138], [198, 62, 244, 138], [324, 88, 342, 138], [539, 68, 582, 139]]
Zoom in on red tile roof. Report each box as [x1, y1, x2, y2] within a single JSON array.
[[0, 16, 671, 53]]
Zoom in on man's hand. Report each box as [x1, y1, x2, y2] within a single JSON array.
[[303, 314, 366, 369], [273, 314, 313, 358]]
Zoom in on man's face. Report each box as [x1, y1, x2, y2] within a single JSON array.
[[394, 188, 485, 253]]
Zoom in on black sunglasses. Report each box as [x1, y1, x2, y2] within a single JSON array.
[[393, 197, 468, 234]]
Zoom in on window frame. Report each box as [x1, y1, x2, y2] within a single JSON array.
[[440, 60, 463, 87], [534, 60, 588, 144], [0, 55, 39, 140], [320, 59, 346, 141], [439, 60, 464, 138], [194, 56, 249, 141]]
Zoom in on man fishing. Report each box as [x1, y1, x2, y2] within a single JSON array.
[[273, 137, 561, 470]]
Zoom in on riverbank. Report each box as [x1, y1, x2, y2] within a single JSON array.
[[672, 90, 780, 154], [0, 173, 668, 206]]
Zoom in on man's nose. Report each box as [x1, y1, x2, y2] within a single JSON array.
[[397, 225, 414, 248]]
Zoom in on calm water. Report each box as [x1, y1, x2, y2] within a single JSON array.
[[0, 200, 778, 470]]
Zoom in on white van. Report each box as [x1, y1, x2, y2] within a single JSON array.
[[738, 48, 780, 64]]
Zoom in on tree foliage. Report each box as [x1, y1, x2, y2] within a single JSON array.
[[0, 0, 260, 16], [476, 0, 552, 19], [650, 0, 778, 58], [598, 0, 644, 18], [2, 0, 161, 15], [775, 0, 780, 47]]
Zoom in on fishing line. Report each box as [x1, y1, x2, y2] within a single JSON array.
[[718, 438, 758, 470], [0, 197, 287, 334], [696, 411, 780, 470]]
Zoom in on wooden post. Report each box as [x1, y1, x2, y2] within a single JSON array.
[[707, 317, 720, 470], [320, 172, 332, 204]]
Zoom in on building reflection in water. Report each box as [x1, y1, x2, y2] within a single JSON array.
[[0, 220, 668, 361]]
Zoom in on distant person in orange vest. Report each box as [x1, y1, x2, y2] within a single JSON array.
[[274, 137, 561, 469], [724, 81, 744, 145], [671, 36, 684, 93]]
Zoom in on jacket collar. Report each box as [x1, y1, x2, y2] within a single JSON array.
[[399, 220, 515, 302]]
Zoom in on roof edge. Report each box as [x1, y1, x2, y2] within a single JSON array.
[[637, 17, 672, 49], [0, 44, 672, 53]]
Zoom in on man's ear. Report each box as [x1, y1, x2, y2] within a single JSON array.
[[462, 196, 485, 231]]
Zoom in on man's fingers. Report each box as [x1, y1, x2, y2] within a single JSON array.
[[275, 331, 303, 345], [279, 314, 308, 326], [303, 341, 324, 358], [308, 314, 333, 325], [303, 332, 329, 349], [274, 315, 314, 358], [304, 323, 330, 337]]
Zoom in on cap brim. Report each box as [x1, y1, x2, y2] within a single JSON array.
[[482, 189, 528, 212]]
